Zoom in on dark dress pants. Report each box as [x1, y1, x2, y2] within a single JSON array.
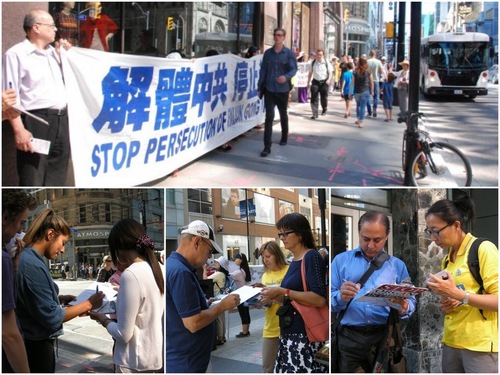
[[310, 80, 329, 115], [17, 111, 70, 186], [25, 338, 56, 373], [263, 91, 289, 149], [337, 325, 386, 373]]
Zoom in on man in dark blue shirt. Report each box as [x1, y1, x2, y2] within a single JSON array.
[[258, 27, 297, 157], [166, 220, 240, 373]]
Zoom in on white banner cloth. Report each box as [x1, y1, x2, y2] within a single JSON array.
[[62, 48, 265, 186]]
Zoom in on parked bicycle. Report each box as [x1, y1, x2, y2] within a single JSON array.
[[400, 112, 472, 186]]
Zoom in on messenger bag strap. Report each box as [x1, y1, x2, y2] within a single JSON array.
[[333, 251, 391, 331]]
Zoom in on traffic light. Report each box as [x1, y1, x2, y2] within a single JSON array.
[[167, 17, 175, 31], [386, 22, 394, 39], [344, 8, 350, 23]]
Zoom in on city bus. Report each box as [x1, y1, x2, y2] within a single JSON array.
[[420, 32, 490, 98]]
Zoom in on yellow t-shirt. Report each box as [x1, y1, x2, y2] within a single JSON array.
[[261, 265, 289, 338], [441, 233, 498, 352]]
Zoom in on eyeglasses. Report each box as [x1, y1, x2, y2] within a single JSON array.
[[36, 23, 57, 29], [105, 259, 112, 262], [201, 238, 215, 253], [424, 223, 453, 237], [274, 33, 284, 37], [278, 230, 294, 239]]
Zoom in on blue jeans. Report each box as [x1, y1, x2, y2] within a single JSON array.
[[355, 91, 370, 121], [367, 83, 380, 114]]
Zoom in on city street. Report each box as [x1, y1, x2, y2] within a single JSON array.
[[153, 84, 498, 187], [55, 279, 266, 373]]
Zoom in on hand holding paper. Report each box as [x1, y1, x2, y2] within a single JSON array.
[[69, 282, 116, 313], [213, 285, 263, 306], [356, 284, 427, 311]]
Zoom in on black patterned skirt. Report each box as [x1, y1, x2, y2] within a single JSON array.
[[274, 333, 329, 373]]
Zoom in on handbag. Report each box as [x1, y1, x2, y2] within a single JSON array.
[[314, 339, 330, 367], [290, 252, 329, 343], [373, 308, 407, 373]]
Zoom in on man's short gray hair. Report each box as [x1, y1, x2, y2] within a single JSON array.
[[23, 9, 46, 33]]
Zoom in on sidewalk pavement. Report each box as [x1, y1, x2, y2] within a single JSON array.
[[55, 280, 267, 373], [159, 89, 407, 186], [209, 308, 266, 373]]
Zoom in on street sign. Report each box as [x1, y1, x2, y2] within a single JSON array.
[[70, 228, 79, 233]]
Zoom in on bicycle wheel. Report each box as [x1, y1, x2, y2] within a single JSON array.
[[409, 142, 472, 187]]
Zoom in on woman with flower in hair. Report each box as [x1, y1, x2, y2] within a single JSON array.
[[90, 218, 164, 372]]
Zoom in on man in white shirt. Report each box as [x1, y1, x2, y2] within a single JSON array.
[[307, 49, 333, 119], [3, 9, 71, 186], [366, 50, 384, 118]]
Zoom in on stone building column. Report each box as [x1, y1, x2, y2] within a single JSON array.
[[390, 189, 447, 373]]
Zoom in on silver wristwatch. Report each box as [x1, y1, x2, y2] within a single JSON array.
[[462, 291, 470, 305]]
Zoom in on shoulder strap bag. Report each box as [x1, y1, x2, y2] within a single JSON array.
[[290, 251, 329, 343], [373, 308, 407, 373], [331, 251, 390, 372]]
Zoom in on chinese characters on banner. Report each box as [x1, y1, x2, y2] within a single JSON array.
[[62, 48, 265, 186]]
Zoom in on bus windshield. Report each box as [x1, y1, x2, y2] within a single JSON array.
[[428, 42, 489, 69]]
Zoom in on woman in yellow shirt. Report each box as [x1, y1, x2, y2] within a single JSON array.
[[425, 195, 498, 373], [255, 241, 289, 373]]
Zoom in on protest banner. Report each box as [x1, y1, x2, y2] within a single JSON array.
[[295, 62, 310, 88], [62, 48, 265, 186]]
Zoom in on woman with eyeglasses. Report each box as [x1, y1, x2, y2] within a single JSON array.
[[260, 212, 328, 373], [90, 218, 164, 372], [96, 254, 115, 282], [15, 208, 104, 373], [425, 196, 498, 373]]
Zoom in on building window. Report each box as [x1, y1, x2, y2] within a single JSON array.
[[188, 189, 213, 214], [105, 203, 111, 223], [166, 189, 175, 205], [79, 204, 87, 224], [92, 204, 99, 223], [151, 213, 163, 233], [199, 18, 208, 33], [214, 20, 225, 33]]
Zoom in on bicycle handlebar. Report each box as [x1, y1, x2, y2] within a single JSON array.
[[398, 112, 426, 124]]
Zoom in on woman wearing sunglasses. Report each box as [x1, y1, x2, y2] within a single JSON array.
[[425, 195, 498, 373], [260, 212, 327, 372]]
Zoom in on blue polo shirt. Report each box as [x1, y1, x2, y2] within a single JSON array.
[[16, 247, 65, 340], [330, 247, 416, 326], [165, 251, 215, 373], [258, 46, 297, 94]]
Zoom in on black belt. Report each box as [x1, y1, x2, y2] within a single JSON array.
[[30, 107, 67, 116], [343, 325, 385, 333], [313, 79, 327, 84]]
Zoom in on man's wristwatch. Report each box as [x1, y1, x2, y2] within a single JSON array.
[[462, 291, 470, 305]]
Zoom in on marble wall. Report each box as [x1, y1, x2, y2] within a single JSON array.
[[390, 189, 448, 373]]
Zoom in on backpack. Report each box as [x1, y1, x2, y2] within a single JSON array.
[[443, 237, 489, 318]]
